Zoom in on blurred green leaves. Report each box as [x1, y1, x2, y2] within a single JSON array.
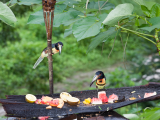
[[87, 1, 114, 11], [105, 68, 137, 88], [140, 17, 160, 32], [28, 6, 83, 27], [10, 0, 42, 5], [141, 3, 160, 17], [140, 107, 160, 120], [0, 2, 17, 26], [87, 27, 117, 52], [133, 0, 155, 10], [141, 5, 150, 17], [27, 0, 115, 44], [150, 4, 160, 17]]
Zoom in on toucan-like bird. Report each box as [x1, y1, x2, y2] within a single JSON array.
[[33, 42, 63, 69], [90, 71, 106, 90]]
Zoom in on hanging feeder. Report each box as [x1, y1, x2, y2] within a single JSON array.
[[42, 0, 56, 94]]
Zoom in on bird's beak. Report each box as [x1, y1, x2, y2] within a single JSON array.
[[90, 75, 98, 87], [59, 45, 62, 55]]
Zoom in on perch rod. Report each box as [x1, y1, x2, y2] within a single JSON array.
[[42, 0, 56, 94]]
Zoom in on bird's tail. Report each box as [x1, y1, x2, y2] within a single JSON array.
[[33, 56, 44, 69]]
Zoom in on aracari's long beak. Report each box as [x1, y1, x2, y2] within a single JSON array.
[[59, 45, 62, 55], [90, 75, 98, 87]]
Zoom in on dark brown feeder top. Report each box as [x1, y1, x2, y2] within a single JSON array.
[[0, 82, 160, 119], [42, 0, 56, 12]]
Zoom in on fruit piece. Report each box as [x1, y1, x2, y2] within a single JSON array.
[[67, 97, 80, 106], [35, 99, 42, 104], [144, 92, 157, 98], [98, 91, 106, 98], [91, 98, 102, 105], [60, 92, 72, 102], [46, 106, 52, 109], [85, 98, 91, 104], [57, 98, 64, 109], [38, 116, 49, 120], [83, 98, 91, 104], [83, 98, 91, 105], [25, 94, 37, 103], [101, 96, 108, 103], [108, 94, 118, 103], [41, 96, 53, 104], [49, 99, 59, 107], [83, 101, 89, 104], [98, 91, 108, 103], [129, 97, 136, 100]]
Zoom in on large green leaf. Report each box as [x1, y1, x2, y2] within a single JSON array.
[[64, 26, 72, 38], [140, 108, 160, 120], [10, 0, 41, 5], [57, 0, 78, 5], [63, 17, 82, 26], [0, 2, 17, 26], [72, 15, 106, 41], [150, 4, 160, 18], [53, 9, 74, 27], [133, 0, 155, 10], [27, 9, 44, 25], [58, 8, 83, 26], [141, 5, 150, 17], [87, 1, 114, 10], [102, 3, 134, 26], [140, 17, 160, 32], [87, 27, 117, 52]]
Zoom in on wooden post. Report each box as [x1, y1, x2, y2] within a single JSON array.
[[42, 0, 56, 94]]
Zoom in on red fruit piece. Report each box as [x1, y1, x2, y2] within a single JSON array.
[[38, 116, 49, 120], [108, 94, 118, 103], [102, 96, 108, 103], [144, 92, 157, 98], [35, 99, 42, 104], [98, 91, 108, 103], [91, 98, 102, 104], [49, 99, 59, 107]]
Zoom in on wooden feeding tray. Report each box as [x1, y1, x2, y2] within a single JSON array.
[[0, 82, 160, 119], [5, 111, 128, 120]]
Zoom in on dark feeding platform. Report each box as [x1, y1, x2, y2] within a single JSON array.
[[1, 82, 160, 120]]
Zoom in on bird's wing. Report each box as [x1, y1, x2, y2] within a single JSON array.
[[33, 56, 44, 69], [52, 43, 55, 48], [42, 43, 55, 52]]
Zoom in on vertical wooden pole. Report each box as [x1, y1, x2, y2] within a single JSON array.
[[42, 0, 56, 94]]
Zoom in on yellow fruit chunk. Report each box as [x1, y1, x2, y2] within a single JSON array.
[[25, 94, 37, 103], [85, 98, 91, 104], [83, 98, 91, 104], [129, 97, 136, 100], [83, 101, 89, 104]]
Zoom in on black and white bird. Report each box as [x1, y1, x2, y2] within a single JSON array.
[[90, 71, 106, 90], [33, 42, 63, 69]]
